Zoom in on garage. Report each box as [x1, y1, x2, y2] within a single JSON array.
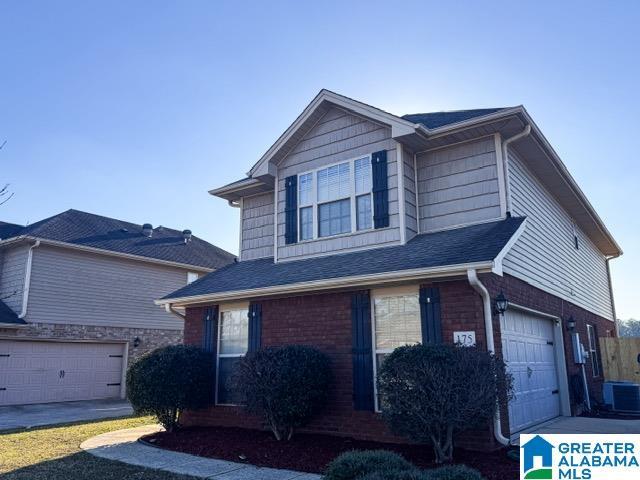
[[0, 340, 125, 406], [501, 308, 562, 433]]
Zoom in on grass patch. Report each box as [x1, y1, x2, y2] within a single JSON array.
[[0, 415, 196, 479]]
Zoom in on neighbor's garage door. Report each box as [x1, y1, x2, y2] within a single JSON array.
[[0, 340, 125, 406], [501, 309, 561, 433]]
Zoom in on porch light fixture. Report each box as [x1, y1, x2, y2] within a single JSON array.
[[567, 316, 576, 331], [133, 336, 141, 348], [494, 292, 509, 315]]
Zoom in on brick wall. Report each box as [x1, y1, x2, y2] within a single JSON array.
[[0, 322, 182, 364], [181, 274, 615, 448]]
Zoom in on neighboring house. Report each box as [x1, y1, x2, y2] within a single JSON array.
[[0, 209, 235, 406], [157, 90, 622, 446]]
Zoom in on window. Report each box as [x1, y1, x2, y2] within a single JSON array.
[[586, 324, 600, 377], [295, 155, 374, 241], [187, 272, 199, 284], [371, 288, 421, 410], [319, 199, 351, 237], [217, 307, 249, 404]]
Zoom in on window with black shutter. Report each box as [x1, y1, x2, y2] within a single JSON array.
[[248, 303, 262, 353]]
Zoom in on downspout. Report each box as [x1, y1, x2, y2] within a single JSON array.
[[502, 125, 531, 215], [19, 240, 40, 319], [467, 268, 511, 446], [165, 303, 186, 320]]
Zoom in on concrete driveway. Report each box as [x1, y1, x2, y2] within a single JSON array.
[[513, 416, 640, 444], [0, 399, 133, 431]]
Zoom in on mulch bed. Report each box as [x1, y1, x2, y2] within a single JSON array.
[[142, 426, 518, 480]]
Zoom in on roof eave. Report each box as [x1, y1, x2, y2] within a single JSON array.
[[156, 260, 495, 307], [0, 236, 216, 272]]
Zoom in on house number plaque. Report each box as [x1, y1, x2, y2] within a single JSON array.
[[453, 331, 476, 347]]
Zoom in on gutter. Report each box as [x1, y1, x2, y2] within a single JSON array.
[[466, 268, 511, 446], [501, 125, 531, 215], [19, 240, 40, 319], [156, 260, 495, 307], [165, 303, 186, 320]]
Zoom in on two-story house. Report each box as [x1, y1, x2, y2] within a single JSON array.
[[0, 209, 234, 406], [157, 90, 621, 446]]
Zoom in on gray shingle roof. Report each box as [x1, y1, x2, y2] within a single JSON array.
[[1, 209, 235, 270], [0, 300, 24, 325], [163, 217, 525, 301], [402, 108, 507, 129], [0, 221, 23, 240]]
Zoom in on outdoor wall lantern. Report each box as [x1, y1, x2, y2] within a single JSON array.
[[133, 336, 141, 348], [567, 316, 576, 331], [495, 292, 509, 315]]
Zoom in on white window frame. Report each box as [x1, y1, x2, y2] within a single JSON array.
[[586, 324, 600, 378], [215, 302, 249, 406], [187, 272, 199, 284], [370, 285, 421, 412], [296, 154, 375, 242]]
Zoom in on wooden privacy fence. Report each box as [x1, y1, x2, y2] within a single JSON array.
[[600, 337, 640, 383]]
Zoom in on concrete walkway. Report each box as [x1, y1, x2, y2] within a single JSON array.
[[81, 425, 321, 479], [0, 399, 133, 431]]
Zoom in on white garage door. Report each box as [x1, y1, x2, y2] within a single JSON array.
[[501, 309, 561, 433], [0, 340, 125, 406]]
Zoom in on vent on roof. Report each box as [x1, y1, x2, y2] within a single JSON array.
[[142, 223, 153, 237], [182, 229, 192, 244]]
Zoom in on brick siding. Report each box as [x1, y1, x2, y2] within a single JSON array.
[[181, 273, 614, 449]]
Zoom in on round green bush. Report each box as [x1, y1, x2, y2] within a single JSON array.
[[323, 450, 414, 480], [377, 344, 511, 463], [126, 345, 214, 431], [426, 465, 486, 480], [358, 469, 428, 480], [233, 345, 332, 440]]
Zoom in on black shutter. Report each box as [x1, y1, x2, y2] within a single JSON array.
[[284, 175, 298, 244], [371, 150, 389, 229], [352, 291, 375, 411], [420, 287, 442, 344], [202, 305, 219, 353], [248, 302, 262, 353]]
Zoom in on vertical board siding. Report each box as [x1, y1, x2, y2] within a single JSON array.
[[504, 151, 613, 320], [0, 245, 29, 314], [402, 147, 418, 241], [416, 137, 501, 232], [276, 107, 401, 261], [240, 192, 274, 261], [26, 245, 192, 329]]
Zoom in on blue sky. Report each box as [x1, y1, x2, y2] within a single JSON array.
[[1, 1, 638, 319]]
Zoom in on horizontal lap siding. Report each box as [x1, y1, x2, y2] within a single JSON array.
[[240, 192, 274, 261], [0, 245, 29, 314], [276, 107, 401, 261], [26, 245, 190, 329], [416, 137, 501, 232], [504, 151, 613, 320]]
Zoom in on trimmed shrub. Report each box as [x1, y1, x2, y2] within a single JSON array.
[[377, 344, 512, 463], [232, 345, 332, 440], [358, 469, 429, 480], [324, 450, 414, 480], [426, 465, 486, 480], [126, 345, 214, 432]]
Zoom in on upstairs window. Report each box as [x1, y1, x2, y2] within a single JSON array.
[[297, 155, 374, 241]]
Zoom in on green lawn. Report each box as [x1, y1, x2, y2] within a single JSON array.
[[0, 416, 196, 479]]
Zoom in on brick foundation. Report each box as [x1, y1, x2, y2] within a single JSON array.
[[181, 273, 614, 449], [0, 322, 183, 365]]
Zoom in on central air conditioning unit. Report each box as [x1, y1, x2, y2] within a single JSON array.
[[603, 382, 640, 413]]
